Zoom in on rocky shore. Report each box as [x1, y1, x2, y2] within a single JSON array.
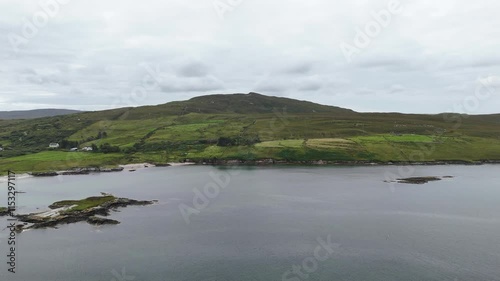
[[12, 195, 155, 231], [10, 159, 500, 180], [27, 162, 186, 178], [30, 167, 125, 177]]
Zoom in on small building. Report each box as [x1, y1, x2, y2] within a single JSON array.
[[82, 146, 93, 152], [49, 143, 60, 148], [0, 147, 3, 151], [70, 147, 78, 152]]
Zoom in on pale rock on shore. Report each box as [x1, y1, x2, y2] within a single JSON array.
[[0, 173, 31, 183], [119, 162, 196, 170]]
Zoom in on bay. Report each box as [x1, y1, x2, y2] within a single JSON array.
[[0, 165, 499, 281]]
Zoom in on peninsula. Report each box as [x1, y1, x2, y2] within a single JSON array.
[[1, 195, 154, 231]]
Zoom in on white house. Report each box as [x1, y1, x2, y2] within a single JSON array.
[[70, 147, 78, 152], [49, 143, 60, 148], [82, 146, 93, 152], [0, 147, 3, 151]]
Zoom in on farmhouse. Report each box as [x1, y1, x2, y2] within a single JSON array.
[[82, 147, 93, 152], [49, 143, 60, 148]]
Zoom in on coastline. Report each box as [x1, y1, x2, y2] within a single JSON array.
[[193, 159, 500, 166], [1, 159, 500, 181], [0, 173, 31, 183], [0, 162, 196, 181]]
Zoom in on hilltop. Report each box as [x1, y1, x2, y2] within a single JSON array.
[[1, 92, 500, 174], [112, 92, 356, 119]]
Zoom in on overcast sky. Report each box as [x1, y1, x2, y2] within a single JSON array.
[[1, 0, 499, 114]]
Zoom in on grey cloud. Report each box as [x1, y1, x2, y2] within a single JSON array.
[[255, 75, 324, 93], [389, 84, 406, 94], [255, 84, 286, 93], [445, 83, 468, 93], [356, 59, 405, 68], [355, 88, 378, 96], [177, 62, 210, 78], [282, 62, 315, 75], [159, 75, 224, 93], [18, 68, 37, 74], [444, 58, 500, 69], [22, 73, 69, 86], [355, 58, 420, 72], [299, 82, 322, 92], [1, 0, 500, 114]]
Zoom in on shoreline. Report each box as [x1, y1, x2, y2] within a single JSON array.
[[0, 173, 31, 183], [1, 159, 500, 181], [193, 159, 500, 166], [0, 162, 196, 181]]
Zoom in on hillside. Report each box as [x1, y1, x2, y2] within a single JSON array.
[[0, 109, 82, 120], [119, 92, 356, 119], [1, 92, 500, 174]]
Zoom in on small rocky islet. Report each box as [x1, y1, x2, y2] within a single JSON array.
[[394, 176, 454, 184], [0, 195, 155, 231]]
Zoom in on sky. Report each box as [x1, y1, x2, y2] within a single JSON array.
[[1, 0, 499, 114]]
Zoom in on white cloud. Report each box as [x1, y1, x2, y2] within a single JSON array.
[[0, 0, 499, 113]]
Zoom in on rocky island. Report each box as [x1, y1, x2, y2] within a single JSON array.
[[395, 176, 454, 184], [6, 195, 154, 231]]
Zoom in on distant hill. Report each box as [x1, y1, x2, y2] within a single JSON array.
[[0, 109, 82, 120], [184, 92, 356, 114], [122, 92, 356, 119]]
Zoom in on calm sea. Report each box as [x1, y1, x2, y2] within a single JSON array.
[[0, 165, 499, 281]]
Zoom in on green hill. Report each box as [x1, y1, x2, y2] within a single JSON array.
[[115, 92, 356, 119], [1, 92, 500, 174]]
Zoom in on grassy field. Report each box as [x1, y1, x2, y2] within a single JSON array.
[[1, 93, 500, 173], [350, 134, 436, 143], [68, 117, 177, 148], [255, 140, 305, 148], [130, 134, 500, 163], [0, 151, 125, 175]]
